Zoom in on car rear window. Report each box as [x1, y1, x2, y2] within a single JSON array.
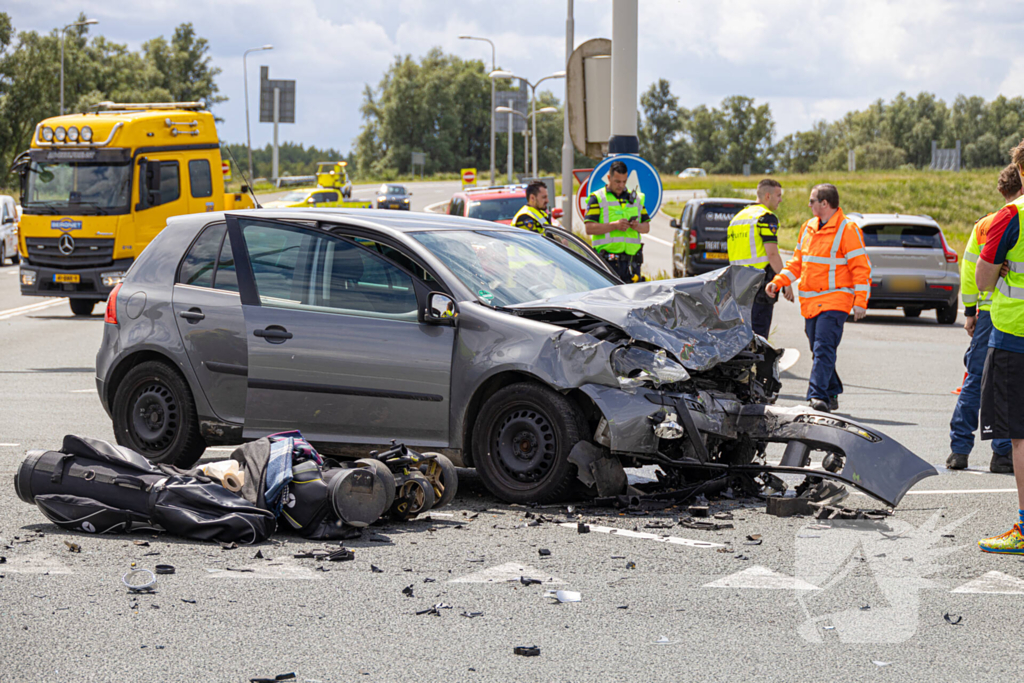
[[467, 197, 528, 222], [861, 224, 941, 249], [695, 204, 746, 228]]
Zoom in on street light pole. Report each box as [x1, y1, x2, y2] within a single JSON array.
[[506, 100, 514, 184], [243, 45, 273, 186], [529, 73, 566, 178], [60, 19, 98, 116], [460, 36, 497, 185]]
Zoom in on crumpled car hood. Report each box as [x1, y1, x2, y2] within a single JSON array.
[[510, 266, 763, 371]]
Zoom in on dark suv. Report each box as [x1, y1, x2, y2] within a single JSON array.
[[670, 198, 754, 277]]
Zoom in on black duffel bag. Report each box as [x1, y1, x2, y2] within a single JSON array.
[[15, 435, 276, 544]]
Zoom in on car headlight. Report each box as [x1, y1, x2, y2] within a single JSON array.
[[100, 271, 126, 287], [55, 126, 66, 142], [80, 126, 93, 142], [41, 126, 54, 142], [21, 269, 37, 286], [67, 126, 79, 142], [403, 198, 410, 203], [611, 345, 690, 389]]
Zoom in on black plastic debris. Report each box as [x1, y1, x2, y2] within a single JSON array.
[[617, 605, 628, 609], [626, 561, 636, 570], [326, 548, 355, 562], [254, 550, 265, 560], [520, 576, 542, 586], [577, 522, 590, 534], [154, 565, 175, 575], [0, 557, 5, 564], [514, 646, 540, 657], [220, 541, 238, 550], [64, 541, 80, 553], [181, 599, 196, 604], [315, 566, 330, 572], [371, 565, 384, 573], [461, 611, 484, 618], [688, 505, 709, 518], [133, 540, 150, 547], [250, 674, 296, 683], [679, 519, 733, 531], [744, 535, 763, 546], [860, 605, 871, 611], [645, 521, 674, 529], [416, 602, 453, 616], [735, 554, 750, 560], [402, 585, 415, 598], [944, 613, 963, 626], [538, 549, 551, 557]]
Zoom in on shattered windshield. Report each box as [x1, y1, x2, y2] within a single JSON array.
[[412, 229, 616, 307], [24, 161, 132, 214]]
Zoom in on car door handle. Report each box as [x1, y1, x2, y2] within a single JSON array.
[[179, 308, 205, 323], [254, 325, 293, 343]]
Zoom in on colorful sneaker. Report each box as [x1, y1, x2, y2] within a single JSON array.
[[979, 524, 1024, 554]]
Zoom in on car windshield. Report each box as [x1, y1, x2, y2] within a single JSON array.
[[280, 191, 310, 202], [467, 196, 528, 222], [24, 161, 132, 213], [412, 229, 616, 306], [383, 185, 405, 195], [861, 224, 942, 249]]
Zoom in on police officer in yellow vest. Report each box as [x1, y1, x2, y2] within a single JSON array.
[[726, 178, 793, 337], [584, 160, 650, 282], [975, 140, 1024, 554], [511, 181, 552, 235]]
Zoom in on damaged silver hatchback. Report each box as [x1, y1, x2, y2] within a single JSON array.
[[96, 209, 935, 507]]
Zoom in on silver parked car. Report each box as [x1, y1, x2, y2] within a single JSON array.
[[96, 209, 934, 505], [850, 213, 961, 324]]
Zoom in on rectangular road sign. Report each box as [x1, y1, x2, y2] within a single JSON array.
[[259, 66, 296, 123]]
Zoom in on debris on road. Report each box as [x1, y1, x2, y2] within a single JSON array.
[[538, 548, 551, 556], [514, 646, 540, 657], [63, 541, 80, 553], [402, 585, 415, 598], [122, 568, 156, 593], [461, 611, 484, 618], [545, 590, 581, 603], [154, 564, 175, 575], [577, 522, 590, 534], [944, 613, 964, 625], [416, 602, 453, 616]]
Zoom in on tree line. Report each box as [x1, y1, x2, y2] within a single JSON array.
[[639, 78, 1024, 174], [221, 142, 350, 182], [0, 12, 222, 185]]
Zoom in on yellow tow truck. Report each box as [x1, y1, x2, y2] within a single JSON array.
[[12, 101, 253, 315], [315, 160, 352, 197]]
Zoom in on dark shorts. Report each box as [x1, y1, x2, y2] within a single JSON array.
[[980, 347, 1024, 440]]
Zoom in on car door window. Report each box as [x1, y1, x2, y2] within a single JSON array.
[[214, 231, 239, 292], [241, 220, 418, 321], [178, 223, 227, 288], [349, 236, 437, 283], [188, 159, 213, 198], [323, 191, 339, 203], [159, 162, 180, 205]]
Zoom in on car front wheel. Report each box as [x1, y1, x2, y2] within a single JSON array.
[[69, 299, 97, 316], [472, 382, 588, 504], [111, 360, 206, 467]]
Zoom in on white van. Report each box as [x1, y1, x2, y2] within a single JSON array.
[[0, 195, 19, 265]]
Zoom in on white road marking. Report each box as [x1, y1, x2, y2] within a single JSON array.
[[1, 552, 73, 575], [559, 522, 723, 548], [0, 298, 64, 321], [450, 561, 562, 584], [645, 233, 673, 247], [951, 570, 1024, 595], [205, 560, 321, 580], [852, 488, 1019, 496], [69, 389, 95, 393], [704, 565, 820, 590], [204, 446, 236, 452], [0, 443, 20, 447]]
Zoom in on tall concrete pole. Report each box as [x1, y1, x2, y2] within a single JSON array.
[[560, 0, 574, 228], [608, 0, 639, 155]]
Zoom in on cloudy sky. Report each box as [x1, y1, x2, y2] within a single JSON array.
[[6, 0, 1024, 154]]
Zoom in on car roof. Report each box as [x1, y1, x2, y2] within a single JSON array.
[[458, 185, 527, 200], [846, 212, 941, 228], [176, 208, 525, 234], [686, 197, 755, 206]]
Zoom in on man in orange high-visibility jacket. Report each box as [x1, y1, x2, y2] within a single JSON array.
[[765, 183, 872, 413]]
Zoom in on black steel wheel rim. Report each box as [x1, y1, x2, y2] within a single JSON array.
[[130, 380, 179, 451], [491, 405, 557, 484]]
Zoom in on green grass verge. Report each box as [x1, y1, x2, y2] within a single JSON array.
[[660, 168, 1007, 254]]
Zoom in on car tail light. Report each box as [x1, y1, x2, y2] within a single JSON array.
[[688, 228, 697, 250], [104, 283, 122, 324], [929, 284, 954, 291], [940, 232, 958, 263]]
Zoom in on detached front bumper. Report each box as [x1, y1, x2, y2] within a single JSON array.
[[19, 257, 133, 299], [580, 384, 937, 507]]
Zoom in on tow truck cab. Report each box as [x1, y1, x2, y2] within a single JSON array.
[[13, 102, 253, 315]]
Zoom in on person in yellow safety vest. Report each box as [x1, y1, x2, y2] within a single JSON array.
[[584, 159, 650, 282], [512, 181, 552, 235], [947, 164, 1019, 472], [974, 139, 1024, 554], [726, 178, 794, 338]]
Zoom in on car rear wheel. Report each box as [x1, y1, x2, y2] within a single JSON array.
[[69, 299, 97, 316], [472, 382, 588, 504], [9, 249, 18, 265], [112, 360, 206, 467], [936, 303, 957, 325], [903, 307, 922, 318]]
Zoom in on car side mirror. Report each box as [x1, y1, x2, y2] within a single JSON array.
[[552, 207, 564, 219], [424, 292, 457, 326], [670, 218, 679, 229], [408, 192, 413, 196]]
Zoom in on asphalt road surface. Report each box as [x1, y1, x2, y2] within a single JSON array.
[[1, 255, 1022, 682]]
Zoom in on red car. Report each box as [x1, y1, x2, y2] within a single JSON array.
[[446, 185, 562, 224]]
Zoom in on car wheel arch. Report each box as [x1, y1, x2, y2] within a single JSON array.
[[105, 350, 197, 416]]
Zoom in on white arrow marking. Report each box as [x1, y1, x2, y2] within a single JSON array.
[[704, 565, 820, 590], [450, 561, 562, 584], [951, 570, 1024, 595], [559, 522, 723, 548]]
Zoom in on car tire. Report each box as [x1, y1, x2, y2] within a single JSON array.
[[69, 299, 97, 316], [936, 303, 958, 325], [111, 360, 206, 467], [903, 307, 922, 318], [472, 382, 588, 504]]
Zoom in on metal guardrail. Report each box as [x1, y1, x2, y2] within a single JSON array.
[[275, 175, 316, 188]]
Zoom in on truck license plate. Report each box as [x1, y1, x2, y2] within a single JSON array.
[[53, 273, 80, 283], [705, 252, 729, 260]]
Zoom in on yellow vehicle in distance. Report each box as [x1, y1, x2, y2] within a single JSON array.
[[261, 187, 369, 209], [14, 101, 253, 315], [315, 160, 352, 198]]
